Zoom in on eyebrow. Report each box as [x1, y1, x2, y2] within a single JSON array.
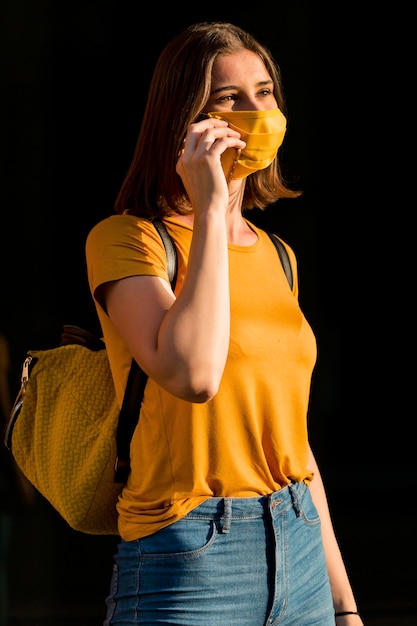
[[210, 79, 273, 95]]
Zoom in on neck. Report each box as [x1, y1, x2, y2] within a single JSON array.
[[226, 179, 246, 214], [173, 181, 257, 246]]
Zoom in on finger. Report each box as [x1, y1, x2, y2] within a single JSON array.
[[185, 125, 245, 154]]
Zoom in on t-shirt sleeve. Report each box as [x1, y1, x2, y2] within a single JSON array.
[[85, 215, 171, 309]]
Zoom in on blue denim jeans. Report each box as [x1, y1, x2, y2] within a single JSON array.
[[104, 481, 334, 625]]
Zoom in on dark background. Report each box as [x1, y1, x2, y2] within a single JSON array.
[[1, 2, 414, 625]]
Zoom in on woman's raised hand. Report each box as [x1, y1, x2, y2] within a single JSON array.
[[176, 117, 246, 214]]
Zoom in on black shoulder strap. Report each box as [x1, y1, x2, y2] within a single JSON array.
[[115, 220, 177, 482], [265, 231, 293, 290], [152, 219, 178, 289]]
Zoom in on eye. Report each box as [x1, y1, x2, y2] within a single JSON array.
[[214, 94, 236, 104], [258, 88, 273, 98]]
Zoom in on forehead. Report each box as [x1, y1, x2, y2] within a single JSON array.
[[211, 49, 270, 87]]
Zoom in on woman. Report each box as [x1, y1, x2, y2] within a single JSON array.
[[86, 21, 363, 626]]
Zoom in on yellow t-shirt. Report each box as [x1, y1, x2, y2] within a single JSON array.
[[86, 214, 316, 540]]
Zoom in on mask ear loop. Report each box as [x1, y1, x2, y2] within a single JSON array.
[[226, 148, 242, 184]]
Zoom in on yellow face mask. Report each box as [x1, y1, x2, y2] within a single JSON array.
[[206, 108, 286, 181]]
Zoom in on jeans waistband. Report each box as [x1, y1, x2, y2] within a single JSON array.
[[186, 481, 308, 533]]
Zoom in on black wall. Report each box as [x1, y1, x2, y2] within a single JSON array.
[[1, 2, 413, 624]]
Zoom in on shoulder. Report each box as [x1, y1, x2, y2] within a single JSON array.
[[246, 221, 296, 265], [85, 215, 173, 291], [261, 229, 297, 270], [86, 215, 160, 247], [85, 216, 172, 266], [247, 222, 299, 295]]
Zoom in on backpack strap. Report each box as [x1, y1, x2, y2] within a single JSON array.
[[152, 218, 178, 288], [115, 220, 177, 482], [265, 231, 293, 290]]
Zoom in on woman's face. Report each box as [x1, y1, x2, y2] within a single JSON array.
[[203, 49, 278, 114]]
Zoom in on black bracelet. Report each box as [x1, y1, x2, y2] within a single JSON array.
[[335, 612, 360, 618]]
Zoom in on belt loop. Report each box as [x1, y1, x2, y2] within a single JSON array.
[[288, 483, 301, 517], [222, 498, 232, 533]]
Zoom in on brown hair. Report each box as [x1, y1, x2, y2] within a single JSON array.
[[114, 21, 301, 218]]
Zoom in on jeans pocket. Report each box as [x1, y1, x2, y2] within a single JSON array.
[[138, 517, 218, 560]]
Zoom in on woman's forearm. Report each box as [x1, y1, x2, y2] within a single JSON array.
[[158, 210, 230, 400], [308, 446, 363, 621]]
